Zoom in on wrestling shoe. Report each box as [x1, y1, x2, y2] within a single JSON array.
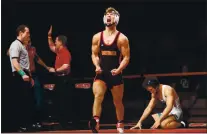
[[180, 120, 188, 128], [116, 122, 124, 133], [89, 117, 99, 133]]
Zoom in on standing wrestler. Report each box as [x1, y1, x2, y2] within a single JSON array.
[[26, 39, 50, 125], [130, 79, 186, 129], [89, 7, 130, 133]]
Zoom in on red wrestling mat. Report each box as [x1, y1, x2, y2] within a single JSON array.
[[40, 122, 207, 133], [42, 128, 207, 133]]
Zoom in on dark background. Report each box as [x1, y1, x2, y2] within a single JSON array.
[[2, 0, 206, 77], [1, 0, 207, 130]]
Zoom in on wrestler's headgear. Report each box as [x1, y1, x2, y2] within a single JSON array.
[[146, 79, 160, 89], [103, 7, 120, 27]]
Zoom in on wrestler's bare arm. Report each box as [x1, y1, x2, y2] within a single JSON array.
[[35, 53, 50, 70], [117, 34, 130, 72], [91, 33, 101, 68], [138, 93, 157, 123]]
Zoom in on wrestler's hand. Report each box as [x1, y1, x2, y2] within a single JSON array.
[[22, 75, 30, 82], [111, 68, 121, 76], [46, 66, 52, 71], [31, 78, 34, 87], [49, 67, 56, 72], [151, 119, 161, 129], [95, 66, 102, 74], [130, 122, 142, 129], [48, 25, 52, 36]]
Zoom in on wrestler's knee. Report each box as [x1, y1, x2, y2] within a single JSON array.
[[93, 82, 106, 99], [160, 121, 174, 129], [113, 98, 123, 107], [160, 122, 167, 129], [94, 92, 104, 102]]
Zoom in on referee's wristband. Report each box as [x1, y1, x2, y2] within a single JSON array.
[[18, 69, 26, 76]]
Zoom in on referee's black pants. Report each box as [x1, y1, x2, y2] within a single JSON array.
[[10, 71, 35, 130]]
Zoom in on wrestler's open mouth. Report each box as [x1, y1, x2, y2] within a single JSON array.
[[107, 19, 111, 22]]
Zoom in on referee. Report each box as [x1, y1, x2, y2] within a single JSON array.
[[9, 25, 35, 132]]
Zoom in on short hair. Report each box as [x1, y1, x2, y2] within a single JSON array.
[[105, 7, 120, 16], [146, 79, 160, 89], [16, 25, 29, 36], [57, 35, 67, 45], [142, 77, 159, 89]]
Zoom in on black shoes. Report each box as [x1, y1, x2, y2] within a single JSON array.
[[180, 120, 188, 128], [88, 118, 99, 133], [18, 123, 43, 132], [18, 126, 28, 132]]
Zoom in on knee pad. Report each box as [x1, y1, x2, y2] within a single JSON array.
[[142, 116, 155, 129]]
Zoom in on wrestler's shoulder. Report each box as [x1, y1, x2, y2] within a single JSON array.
[[119, 32, 128, 40], [92, 32, 101, 40], [164, 84, 173, 89], [93, 32, 101, 37], [118, 32, 129, 43], [163, 84, 174, 94]]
